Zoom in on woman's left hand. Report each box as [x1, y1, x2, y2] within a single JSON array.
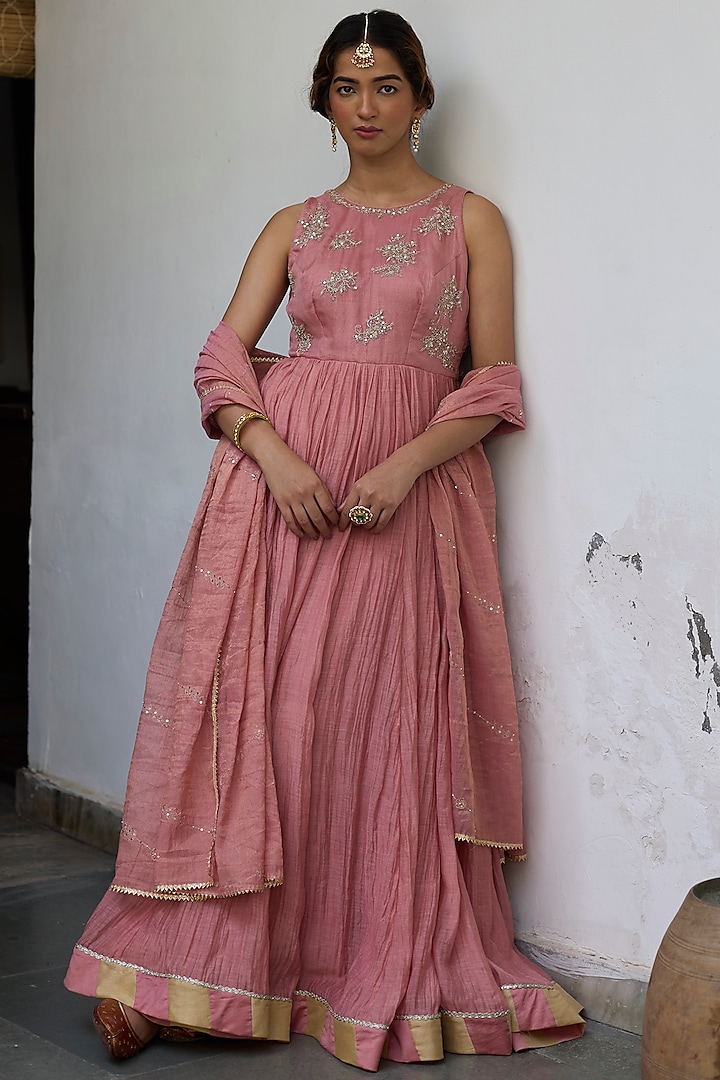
[[338, 455, 418, 534]]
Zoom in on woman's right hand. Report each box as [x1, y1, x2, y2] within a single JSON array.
[[241, 421, 338, 539]]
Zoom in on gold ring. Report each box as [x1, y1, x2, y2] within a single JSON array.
[[348, 505, 373, 526]]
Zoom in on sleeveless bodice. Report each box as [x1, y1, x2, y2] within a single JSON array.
[[286, 183, 469, 374]]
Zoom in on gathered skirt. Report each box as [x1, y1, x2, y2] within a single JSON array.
[[66, 356, 583, 1069]]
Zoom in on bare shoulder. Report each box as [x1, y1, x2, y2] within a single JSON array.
[[253, 202, 305, 251], [269, 202, 305, 229], [464, 190, 509, 236], [461, 192, 510, 251], [222, 202, 305, 336]]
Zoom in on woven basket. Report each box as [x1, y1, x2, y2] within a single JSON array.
[[0, 0, 35, 78]]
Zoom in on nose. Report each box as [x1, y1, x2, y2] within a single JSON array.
[[356, 90, 377, 120]]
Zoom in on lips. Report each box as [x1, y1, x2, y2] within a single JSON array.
[[355, 126, 380, 134]]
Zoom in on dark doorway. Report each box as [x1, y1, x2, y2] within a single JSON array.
[[0, 75, 34, 784]]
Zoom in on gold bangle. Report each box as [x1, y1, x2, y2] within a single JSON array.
[[232, 411, 269, 450]]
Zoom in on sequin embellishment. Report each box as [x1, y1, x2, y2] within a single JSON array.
[[329, 229, 362, 250], [416, 202, 457, 237], [421, 275, 463, 369], [435, 276, 463, 319], [287, 271, 295, 296], [196, 565, 231, 590], [421, 324, 459, 369], [354, 310, 394, 345], [290, 316, 312, 353], [142, 704, 171, 726], [371, 233, 418, 277], [293, 205, 329, 247], [328, 183, 452, 217], [320, 268, 359, 300]]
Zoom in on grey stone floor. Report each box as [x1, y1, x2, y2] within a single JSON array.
[[0, 782, 641, 1079]]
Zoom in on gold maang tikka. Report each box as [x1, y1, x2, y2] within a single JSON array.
[[351, 12, 375, 68]]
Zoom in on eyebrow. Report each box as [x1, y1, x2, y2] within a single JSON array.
[[332, 74, 403, 84]]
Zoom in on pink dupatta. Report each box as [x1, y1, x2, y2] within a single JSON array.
[[111, 325, 527, 900]]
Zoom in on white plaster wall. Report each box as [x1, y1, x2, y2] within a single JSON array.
[[30, 0, 720, 976]]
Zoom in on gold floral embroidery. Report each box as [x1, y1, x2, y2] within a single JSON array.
[[354, 310, 394, 345], [293, 206, 329, 247], [416, 202, 457, 237], [329, 229, 362, 250], [119, 822, 158, 860], [371, 233, 418, 277], [287, 271, 294, 296], [421, 324, 459, 369], [320, 268, 359, 300], [290, 316, 312, 353], [435, 276, 463, 319], [421, 275, 464, 370]]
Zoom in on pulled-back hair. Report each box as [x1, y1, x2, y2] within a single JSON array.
[[309, 10, 435, 117]]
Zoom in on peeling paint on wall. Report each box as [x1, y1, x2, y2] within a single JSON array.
[[557, 525, 720, 949], [583, 534, 718, 738], [686, 599, 720, 733], [586, 532, 642, 574]]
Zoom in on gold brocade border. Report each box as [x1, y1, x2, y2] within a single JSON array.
[[81, 953, 583, 1064], [80, 948, 291, 1002]]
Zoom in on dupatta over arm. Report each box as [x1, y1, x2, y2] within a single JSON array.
[[112, 324, 283, 900], [112, 327, 528, 900]]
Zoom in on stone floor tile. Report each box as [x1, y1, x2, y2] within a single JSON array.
[[0, 1017, 112, 1080]]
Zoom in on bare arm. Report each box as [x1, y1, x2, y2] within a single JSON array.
[[214, 205, 340, 539], [339, 194, 515, 533]]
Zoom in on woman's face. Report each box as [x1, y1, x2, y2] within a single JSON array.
[[327, 45, 424, 157]]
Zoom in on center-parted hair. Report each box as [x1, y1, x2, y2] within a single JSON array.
[[309, 10, 435, 118]]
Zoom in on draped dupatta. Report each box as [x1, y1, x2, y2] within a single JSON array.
[[112, 324, 283, 899], [427, 363, 527, 855], [112, 326, 528, 901]]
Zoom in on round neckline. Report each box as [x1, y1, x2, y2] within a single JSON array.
[[327, 183, 452, 215]]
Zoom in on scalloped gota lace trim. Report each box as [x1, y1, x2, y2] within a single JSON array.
[[454, 833, 523, 849], [455, 833, 525, 855], [109, 878, 283, 901]]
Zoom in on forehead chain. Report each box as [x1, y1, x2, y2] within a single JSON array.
[[351, 12, 375, 68]]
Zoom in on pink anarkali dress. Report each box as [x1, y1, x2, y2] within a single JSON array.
[[65, 183, 584, 1071]]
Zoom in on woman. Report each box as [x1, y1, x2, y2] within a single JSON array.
[[65, 10, 584, 1070]]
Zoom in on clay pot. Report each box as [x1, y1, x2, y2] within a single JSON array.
[[642, 878, 720, 1079]]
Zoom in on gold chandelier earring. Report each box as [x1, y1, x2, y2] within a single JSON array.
[[411, 118, 421, 154], [330, 119, 337, 153]]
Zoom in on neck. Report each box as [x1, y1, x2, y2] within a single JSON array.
[[339, 148, 439, 208]]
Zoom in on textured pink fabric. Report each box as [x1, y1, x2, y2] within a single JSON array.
[[66, 185, 583, 1067], [111, 330, 282, 896]]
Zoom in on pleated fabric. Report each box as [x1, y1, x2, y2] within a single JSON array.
[[66, 185, 584, 1069]]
